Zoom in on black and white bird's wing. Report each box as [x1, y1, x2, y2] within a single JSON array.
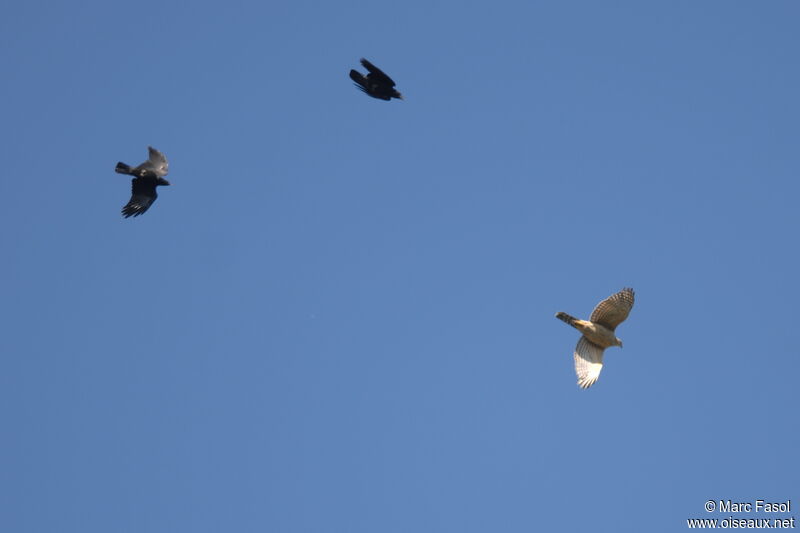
[[589, 287, 635, 331], [574, 337, 605, 389], [122, 178, 158, 218], [136, 146, 169, 177], [360, 58, 396, 86]]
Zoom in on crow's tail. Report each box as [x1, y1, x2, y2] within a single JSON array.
[[115, 162, 132, 175]]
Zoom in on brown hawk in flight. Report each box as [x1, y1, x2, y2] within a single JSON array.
[[556, 288, 635, 389]]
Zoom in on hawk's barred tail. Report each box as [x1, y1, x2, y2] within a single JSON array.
[[555, 312, 578, 326], [115, 162, 132, 175]]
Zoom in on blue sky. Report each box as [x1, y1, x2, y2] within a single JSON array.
[[2, 1, 798, 531]]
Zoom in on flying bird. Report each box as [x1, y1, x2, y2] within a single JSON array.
[[555, 288, 635, 389], [114, 146, 171, 218], [349, 58, 403, 101]]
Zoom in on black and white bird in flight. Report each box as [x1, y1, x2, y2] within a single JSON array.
[[114, 146, 171, 218], [349, 58, 404, 101]]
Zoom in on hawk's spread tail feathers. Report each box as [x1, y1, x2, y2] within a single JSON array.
[[555, 312, 578, 327]]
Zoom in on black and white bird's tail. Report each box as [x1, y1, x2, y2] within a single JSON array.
[[115, 162, 133, 175], [555, 312, 579, 327]]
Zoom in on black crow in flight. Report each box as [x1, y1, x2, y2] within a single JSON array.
[[114, 146, 171, 218], [349, 58, 403, 101]]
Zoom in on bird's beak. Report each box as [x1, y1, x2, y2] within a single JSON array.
[[397, 94, 404, 100], [162, 180, 171, 186]]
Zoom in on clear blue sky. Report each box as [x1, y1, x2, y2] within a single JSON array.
[[2, 1, 797, 531]]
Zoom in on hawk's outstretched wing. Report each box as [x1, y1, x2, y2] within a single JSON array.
[[574, 337, 605, 389], [589, 287, 634, 331]]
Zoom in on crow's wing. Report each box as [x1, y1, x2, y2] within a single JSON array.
[[122, 178, 158, 218], [360, 58, 395, 86], [349, 70, 369, 90]]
